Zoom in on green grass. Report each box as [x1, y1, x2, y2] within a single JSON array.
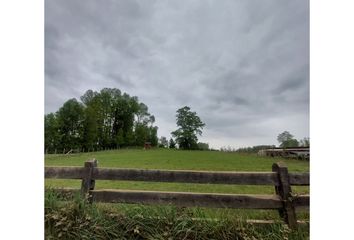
[[45, 148, 309, 172], [45, 149, 310, 239], [45, 148, 309, 195]]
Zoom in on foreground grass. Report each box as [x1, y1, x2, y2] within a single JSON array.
[[45, 190, 309, 240]]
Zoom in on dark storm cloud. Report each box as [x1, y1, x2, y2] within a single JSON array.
[[45, 0, 309, 149]]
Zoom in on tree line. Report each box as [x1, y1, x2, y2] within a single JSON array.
[[45, 88, 158, 153]]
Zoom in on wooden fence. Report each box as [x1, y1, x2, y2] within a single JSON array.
[[45, 160, 309, 229]]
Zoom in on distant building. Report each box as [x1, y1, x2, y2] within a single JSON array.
[[258, 147, 309, 160]]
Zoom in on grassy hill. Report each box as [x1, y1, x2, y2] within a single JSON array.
[[45, 148, 309, 194], [45, 148, 309, 171]]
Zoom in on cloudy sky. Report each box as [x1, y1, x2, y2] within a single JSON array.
[[45, 0, 309, 149]]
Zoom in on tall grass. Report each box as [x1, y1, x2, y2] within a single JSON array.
[[45, 190, 309, 240]]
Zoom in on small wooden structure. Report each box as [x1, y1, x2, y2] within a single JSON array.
[[144, 142, 152, 150]]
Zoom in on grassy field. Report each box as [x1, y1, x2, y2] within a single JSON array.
[[45, 148, 309, 195], [45, 148, 309, 171], [45, 148, 310, 239]]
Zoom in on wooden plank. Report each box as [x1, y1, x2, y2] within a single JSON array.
[[246, 219, 308, 225], [272, 162, 298, 229], [143, 218, 309, 225], [289, 173, 309, 185], [92, 168, 279, 185], [45, 166, 307, 187], [45, 167, 85, 179], [91, 189, 283, 209], [293, 195, 309, 207]]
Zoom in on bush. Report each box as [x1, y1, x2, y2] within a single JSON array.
[[197, 142, 209, 151]]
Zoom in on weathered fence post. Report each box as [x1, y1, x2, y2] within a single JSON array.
[[81, 159, 98, 201], [272, 162, 298, 229]]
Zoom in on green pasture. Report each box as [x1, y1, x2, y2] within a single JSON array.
[[45, 148, 309, 194], [45, 148, 310, 237], [45, 148, 309, 172]]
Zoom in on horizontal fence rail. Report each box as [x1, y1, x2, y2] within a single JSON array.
[[92, 168, 280, 185], [288, 173, 310, 186], [91, 190, 283, 209], [45, 167, 309, 186], [45, 160, 309, 230], [292, 194, 310, 208], [45, 167, 85, 179]]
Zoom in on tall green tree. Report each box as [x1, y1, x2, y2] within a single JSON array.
[[149, 126, 158, 146], [169, 138, 176, 149], [56, 98, 84, 152], [171, 106, 205, 150], [299, 137, 310, 147], [116, 128, 125, 148], [159, 136, 168, 148], [80, 89, 102, 150], [82, 106, 98, 151], [134, 123, 148, 146], [44, 113, 60, 153], [277, 131, 299, 148]]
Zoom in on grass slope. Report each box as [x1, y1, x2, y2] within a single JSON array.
[[45, 148, 309, 195], [45, 148, 309, 172]]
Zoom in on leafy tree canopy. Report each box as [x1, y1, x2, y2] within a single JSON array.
[[169, 138, 176, 149], [277, 131, 299, 148], [45, 88, 158, 153], [171, 106, 205, 150], [158, 136, 168, 148], [299, 137, 310, 147]]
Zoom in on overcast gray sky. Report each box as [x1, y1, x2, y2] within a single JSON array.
[[45, 0, 309, 149]]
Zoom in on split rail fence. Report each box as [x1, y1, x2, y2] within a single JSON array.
[[45, 160, 309, 229]]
